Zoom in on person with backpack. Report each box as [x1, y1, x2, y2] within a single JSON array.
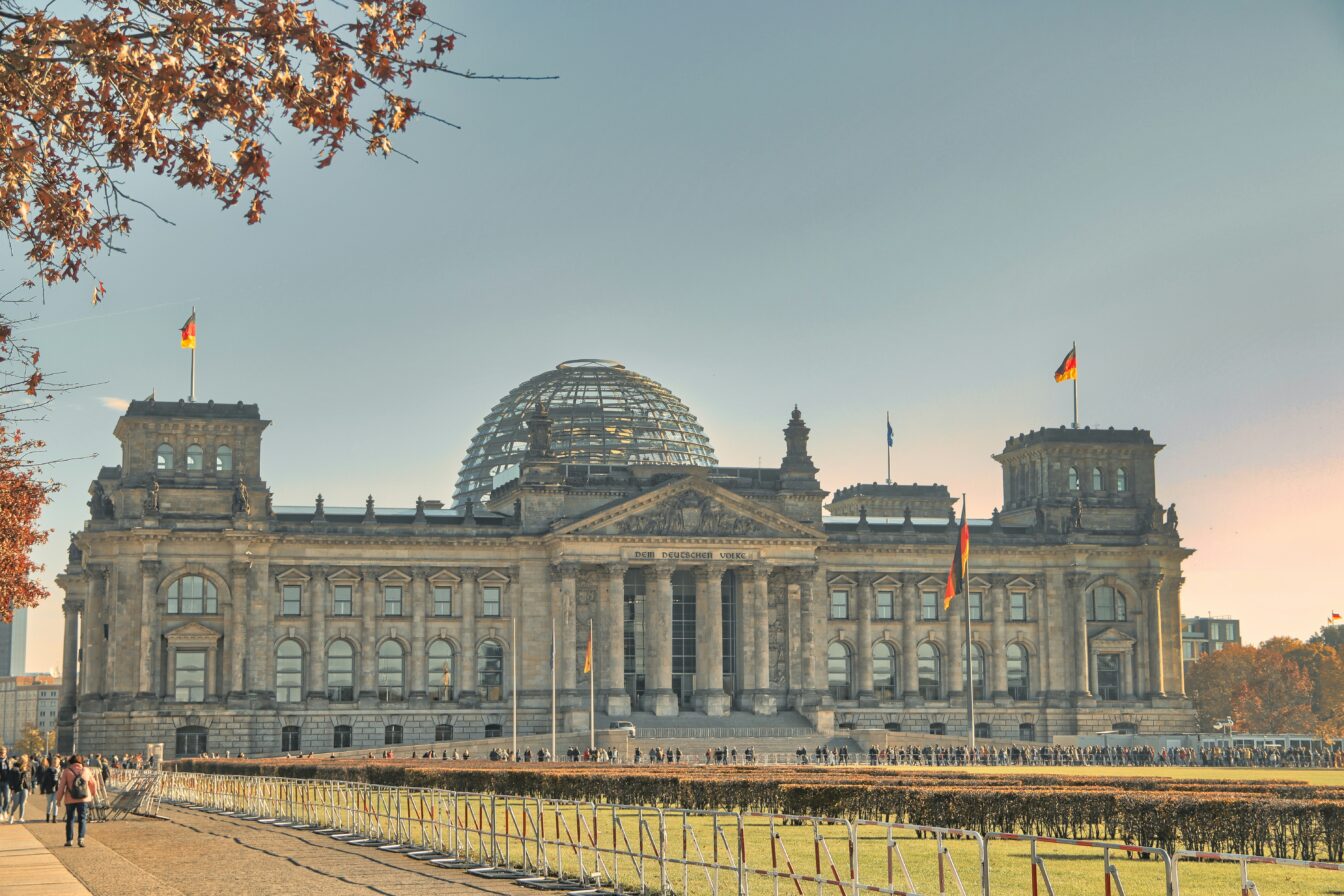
[[39, 757, 60, 822], [56, 754, 98, 847]]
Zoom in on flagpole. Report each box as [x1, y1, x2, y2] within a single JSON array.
[[588, 618, 595, 753], [511, 615, 518, 761], [550, 619, 557, 760], [1071, 341, 1078, 429], [189, 306, 196, 402], [885, 411, 892, 485], [964, 492, 976, 755]]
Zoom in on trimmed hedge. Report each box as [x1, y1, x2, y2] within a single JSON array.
[[171, 760, 1344, 861]]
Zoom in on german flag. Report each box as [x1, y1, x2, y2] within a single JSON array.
[[1330, 612, 1342, 624], [582, 627, 592, 675], [180, 312, 197, 349], [943, 505, 969, 610], [1054, 345, 1077, 382]]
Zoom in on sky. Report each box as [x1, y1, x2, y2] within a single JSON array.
[[10, 2, 1344, 675]]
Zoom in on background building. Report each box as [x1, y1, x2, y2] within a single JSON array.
[[0, 673, 60, 748], [55, 361, 1196, 757], [1182, 615, 1242, 667], [0, 608, 28, 677]]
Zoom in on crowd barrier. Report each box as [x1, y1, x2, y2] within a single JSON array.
[[143, 770, 1344, 896]]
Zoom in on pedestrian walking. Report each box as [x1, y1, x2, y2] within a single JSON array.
[[6, 754, 33, 822], [56, 754, 99, 847], [39, 757, 60, 822]]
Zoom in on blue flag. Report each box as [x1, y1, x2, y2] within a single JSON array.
[[886, 420, 894, 447]]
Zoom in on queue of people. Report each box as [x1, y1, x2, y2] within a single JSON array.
[[0, 747, 102, 846]]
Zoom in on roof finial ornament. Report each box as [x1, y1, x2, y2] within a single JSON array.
[[363, 494, 376, 523], [313, 493, 326, 521]]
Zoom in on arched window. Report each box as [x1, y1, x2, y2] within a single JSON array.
[[1068, 466, 1079, 491], [156, 443, 174, 471], [1018, 722, 1036, 741], [215, 445, 233, 473], [1006, 643, 1030, 700], [917, 643, 942, 701], [434, 723, 453, 742], [186, 444, 204, 472], [384, 724, 403, 745], [1091, 466, 1103, 491], [280, 725, 301, 752], [962, 643, 987, 699], [428, 640, 454, 701], [1116, 467, 1128, 492], [175, 725, 208, 757], [167, 575, 218, 614], [326, 640, 355, 702], [275, 639, 303, 703], [929, 722, 946, 736], [333, 725, 352, 749], [377, 641, 405, 701], [1087, 586, 1127, 621], [477, 639, 504, 701], [826, 642, 852, 701], [873, 642, 898, 700]]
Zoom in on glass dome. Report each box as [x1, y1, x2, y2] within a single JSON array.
[[453, 360, 718, 507]]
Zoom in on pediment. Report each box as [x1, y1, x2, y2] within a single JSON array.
[[554, 478, 824, 540], [1092, 626, 1135, 645], [1006, 577, 1036, 591], [165, 621, 222, 645]]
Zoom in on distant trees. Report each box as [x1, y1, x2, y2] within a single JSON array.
[[1187, 627, 1344, 739]]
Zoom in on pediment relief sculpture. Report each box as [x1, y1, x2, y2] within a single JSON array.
[[608, 490, 780, 538]]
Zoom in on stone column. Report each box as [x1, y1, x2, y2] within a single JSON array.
[[83, 567, 108, 699], [138, 559, 160, 698], [1121, 650, 1134, 699], [59, 596, 82, 712], [856, 573, 875, 703], [748, 564, 776, 715], [602, 563, 630, 716], [1069, 571, 1092, 699], [458, 568, 479, 705], [796, 568, 817, 702], [990, 576, 1009, 702], [900, 574, 920, 703], [308, 567, 328, 701], [409, 568, 427, 701], [1089, 650, 1099, 697], [554, 563, 579, 700], [1143, 572, 1166, 699], [694, 564, 730, 716], [643, 562, 677, 716], [359, 567, 378, 699], [946, 599, 964, 700], [228, 560, 249, 698], [249, 557, 272, 698], [738, 570, 756, 700], [1165, 576, 1186, 697]]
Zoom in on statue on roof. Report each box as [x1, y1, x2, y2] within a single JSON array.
[[232, 480, 251, 515], [1070, 495, 1083, 532], [1165, 503, 1179, 531], [144, 476, 160, 514]]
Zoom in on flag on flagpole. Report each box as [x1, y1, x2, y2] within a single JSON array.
[[1330, 612, 1342, 623], [1054, 346, 1077, 382], [180, 312, 197, 349], [943, 504, 969, 610], [583, 627, 593, 675], [886, 418, 894, 447]]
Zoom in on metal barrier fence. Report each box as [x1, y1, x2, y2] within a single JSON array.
[[144, 771, 1343, 896]]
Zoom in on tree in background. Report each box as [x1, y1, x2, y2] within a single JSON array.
[[1188, 636, 1344, 739], [0, 0, 545, 620], [15, 723, 50, 757]]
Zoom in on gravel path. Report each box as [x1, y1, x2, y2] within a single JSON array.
[[26, 807, 524, 896]]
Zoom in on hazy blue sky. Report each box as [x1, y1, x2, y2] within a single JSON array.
[[14, 2, 1344, 673]]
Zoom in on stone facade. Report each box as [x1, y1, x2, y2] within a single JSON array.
[[55, 399, 1195, 758]]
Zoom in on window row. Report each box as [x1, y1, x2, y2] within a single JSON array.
[[156, 442, 233, 473], [163, 574, 501, 619], [829, 589, 1033, 622], [176, 721, 496, 756], [823, 641, 1033, 702], [1067, 465, 1128, 493], [278, 638, 505, 703]]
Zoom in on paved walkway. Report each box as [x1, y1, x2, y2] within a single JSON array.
[[0, 821, 94, 895], [13, 807, 527, 896]]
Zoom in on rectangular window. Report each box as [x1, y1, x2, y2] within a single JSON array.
[[482, 585, 502, 617], [174, 649, 206, 702], [332, 584, 353, 617], [333, 725, 352, 749], [968, 592, 984, 621], [432, 585, 453, 617], [1009, 592, 1028, 621], [1183, 641, 1195, 660], [383, 585, 403, 616], [921, 590, 939, 621], [876, 590, 895, 621], [829, 589, 850, 620], [281, 584, 302, 616]]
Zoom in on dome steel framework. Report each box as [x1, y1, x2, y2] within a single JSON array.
[[452, 360, 718, 508]]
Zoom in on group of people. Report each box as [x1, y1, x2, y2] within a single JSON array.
[[0, 748, 102, 846], [847, 743, 1344, 768]]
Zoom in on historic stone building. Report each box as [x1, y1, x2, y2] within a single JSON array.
[[55, 360, 1196, 757]]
